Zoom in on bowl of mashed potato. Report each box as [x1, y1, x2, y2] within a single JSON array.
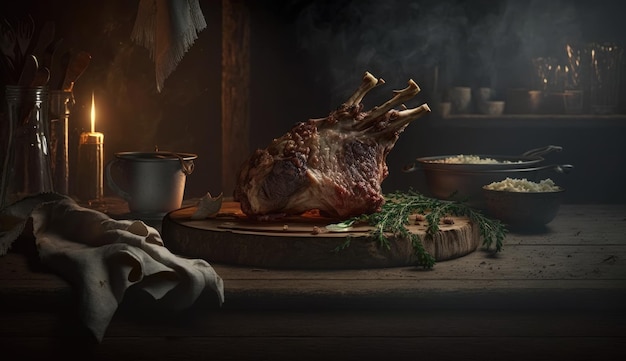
[[482, 177, 564, 228]]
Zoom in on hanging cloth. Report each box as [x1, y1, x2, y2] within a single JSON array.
[[131, 0, 207, 92]]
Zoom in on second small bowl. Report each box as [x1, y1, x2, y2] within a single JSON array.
[[481, 100, 506, 116], [482, 186, 564, 229]]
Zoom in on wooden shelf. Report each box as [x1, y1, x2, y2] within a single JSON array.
[[426, 113, 626, 129]]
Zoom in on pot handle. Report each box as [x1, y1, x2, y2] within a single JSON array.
[[105, 159, 131, 201], [471, 164, 574, 173], [402, 162, 419, 173], [521, 145, 563, 157], [517, 163, 574, 173], [178, 157, 194, 176], [155, 150, 195, 175], [552, 164, 574, 174]]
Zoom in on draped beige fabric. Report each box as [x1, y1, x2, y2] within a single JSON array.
[[0, 193, 224, 342]]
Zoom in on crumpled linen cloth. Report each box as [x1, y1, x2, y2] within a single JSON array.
[[0, 193, 224, 342], [131, 0, 207, 92]]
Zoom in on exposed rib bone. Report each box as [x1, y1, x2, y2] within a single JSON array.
[[393, 103, 431, 126], [344, 72, 384, 107], [234, 72, 430, 219], [353, 79, 421, 131], [369, 104, 431, 136]]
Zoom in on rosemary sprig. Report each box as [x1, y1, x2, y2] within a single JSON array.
[[342, 189, 507, 269]]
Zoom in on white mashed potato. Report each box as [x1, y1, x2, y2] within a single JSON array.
[[485, 177, 561, 192], [428, 155, 523, 164]]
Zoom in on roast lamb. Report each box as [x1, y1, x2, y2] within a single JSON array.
[[234, 72, 430, 219]]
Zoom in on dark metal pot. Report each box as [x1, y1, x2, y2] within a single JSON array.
[[406, 145, 563, 172], [424, 163, 572, 208], [404, 146, 573, 210]]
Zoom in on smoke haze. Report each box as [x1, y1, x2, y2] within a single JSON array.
[[290, 0, 586, 103]]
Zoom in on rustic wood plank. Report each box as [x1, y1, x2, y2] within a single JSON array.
[[504, 204, 626, 246], [1, 204, 624, 318], [205, 243, 626, 281], [2, 242, 625, 285], [0, 335, 623, 361], [1, 309, 624, 338], [221, 0, 250, 196], [3, 242, 625, 285]]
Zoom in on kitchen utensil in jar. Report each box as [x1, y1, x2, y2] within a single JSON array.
[[61, 50, 91, 92], [17, 54, 38, 86], [48, 90, 74, 195], [48, 39, 67, 90], [30, 66, 49, 86], [31, 21, 55, 62], [0, 19, 17, 81], [14, 15, 34, 66]]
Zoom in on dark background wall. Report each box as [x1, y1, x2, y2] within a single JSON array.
[[1, 0, 626, 203]]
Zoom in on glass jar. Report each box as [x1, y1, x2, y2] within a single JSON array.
[[0, 85, 53, 208], [587, 43, 623, 114]]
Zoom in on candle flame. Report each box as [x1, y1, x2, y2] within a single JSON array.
[[90, 92, 96, 133]]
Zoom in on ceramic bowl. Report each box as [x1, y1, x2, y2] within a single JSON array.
[[482, 100, 506, 115], [438, 102, 451, 117], [482, 186, 564, 229], [448, 86, 472, 114]]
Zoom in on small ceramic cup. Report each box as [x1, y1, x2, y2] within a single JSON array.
[[448, 87, 472, 114]]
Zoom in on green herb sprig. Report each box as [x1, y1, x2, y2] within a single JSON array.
[[340, 190, 507, 269]]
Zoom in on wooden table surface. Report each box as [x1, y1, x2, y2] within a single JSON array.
[[1, 202, 625, 360]]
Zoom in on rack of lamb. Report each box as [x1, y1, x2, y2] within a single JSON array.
[[233, 72, 430, 219]]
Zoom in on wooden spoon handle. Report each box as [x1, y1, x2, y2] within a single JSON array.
[[62, 50, 91, 92]]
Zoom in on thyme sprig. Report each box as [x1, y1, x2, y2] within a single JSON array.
[[341, 190, 507, 269]]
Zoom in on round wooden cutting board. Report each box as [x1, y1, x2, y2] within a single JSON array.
[[161, 201, 481, 269]]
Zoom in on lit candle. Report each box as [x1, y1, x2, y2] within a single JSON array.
[[77, 92, 104, 201]]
